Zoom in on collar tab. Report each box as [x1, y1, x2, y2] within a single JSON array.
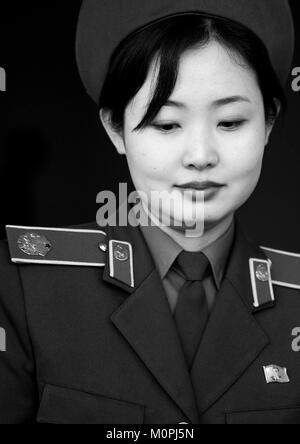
[[109, 240, 134, 288], [249, 258, 275, 311]]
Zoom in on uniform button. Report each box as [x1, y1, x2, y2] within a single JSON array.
[[99, 243, 107, 252]]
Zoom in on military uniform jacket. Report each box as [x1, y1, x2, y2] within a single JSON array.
[[0, 219, 300, 424]]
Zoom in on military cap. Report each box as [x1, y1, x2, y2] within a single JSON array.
[[76, 0, 295, 104]]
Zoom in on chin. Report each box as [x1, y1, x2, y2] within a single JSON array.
[[204, 209, 234, 227]]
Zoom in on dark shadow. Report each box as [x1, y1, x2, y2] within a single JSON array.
[[0, 128, 47, 239]]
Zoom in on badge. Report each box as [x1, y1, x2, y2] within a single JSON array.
[[263, 365, 290, 384], [256, 263, 269, 282], [18, 232, 52, 257], [114, 243, 129, 262]]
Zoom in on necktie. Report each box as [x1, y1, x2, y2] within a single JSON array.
[[174, 251, 210, 368]]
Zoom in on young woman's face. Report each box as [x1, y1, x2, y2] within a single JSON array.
[[104, 40, 274, 232]]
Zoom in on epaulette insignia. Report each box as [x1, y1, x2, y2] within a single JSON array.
[[261, 246, 300, 290], [249, 258, 275, 310], [6, 225, 107, 267]]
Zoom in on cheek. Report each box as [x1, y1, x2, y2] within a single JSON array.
[[125, 133, 179, 179], [222, 127, 266, 181]]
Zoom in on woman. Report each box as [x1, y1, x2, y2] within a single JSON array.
[[1, 0, 299, 424]]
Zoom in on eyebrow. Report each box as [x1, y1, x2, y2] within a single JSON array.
[[163, 96, 251, 109], [163, 100, 187, 109], [211, 95, 252, 108]]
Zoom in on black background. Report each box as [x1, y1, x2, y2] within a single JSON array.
[[1, 1, 300, 250]]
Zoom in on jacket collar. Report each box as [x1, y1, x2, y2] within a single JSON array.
[[102, 217, 272, 421], [103, 221, 200, 422], [190, 221, 270, 415]]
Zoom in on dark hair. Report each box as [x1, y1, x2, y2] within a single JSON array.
[[99, 14, 286, 132]]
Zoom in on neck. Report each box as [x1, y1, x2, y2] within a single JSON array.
[[155, 214, 235, 252]]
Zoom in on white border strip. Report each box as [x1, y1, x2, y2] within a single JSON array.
[[261, 246, 300, 259], [11, 259, 105, 267], [271, 280, 300, 290], [249, 258, 275, 308], [109, 240, 134, 288], [6, 225, 106, 236]]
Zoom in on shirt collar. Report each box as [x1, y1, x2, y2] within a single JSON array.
[[141, 222, 182, 279], [202, 220, 235, 289], [139, 209, 235, 289]]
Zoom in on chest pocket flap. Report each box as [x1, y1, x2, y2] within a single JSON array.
[[37, 384, 145, 424]]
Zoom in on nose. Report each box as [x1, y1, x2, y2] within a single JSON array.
[[182, 126, 219, 170]]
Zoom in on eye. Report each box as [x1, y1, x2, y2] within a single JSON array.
[[219, 120, 246, 130], [152, 123, 180, 133]]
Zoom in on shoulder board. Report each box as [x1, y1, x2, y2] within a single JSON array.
[[6, 225, 107, 267], [261, 246, 300, 290]]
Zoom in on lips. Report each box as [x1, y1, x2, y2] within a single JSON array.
[[176, 181, 224, 191]]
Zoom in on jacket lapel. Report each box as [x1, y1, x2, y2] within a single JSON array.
[[191, 221, 270, 415], [103, 223, 199, 424]]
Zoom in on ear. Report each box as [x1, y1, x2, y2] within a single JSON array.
[[99, 109, 126, 155], [265, 98, 281, 146]]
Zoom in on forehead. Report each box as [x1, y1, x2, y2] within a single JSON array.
[[130, 40, 261, 113]]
